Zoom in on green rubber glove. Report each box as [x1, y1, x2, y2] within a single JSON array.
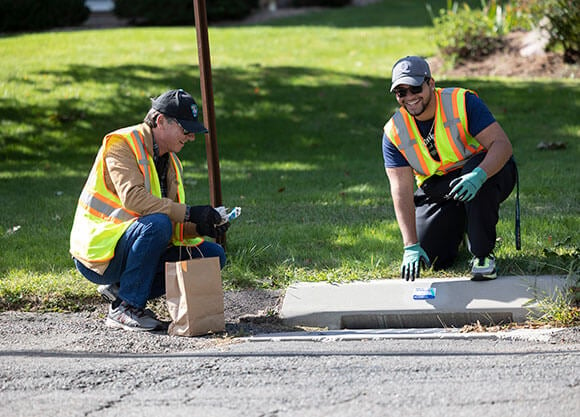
[[448, 167, 488, 202], [401, 243, 431, 281]]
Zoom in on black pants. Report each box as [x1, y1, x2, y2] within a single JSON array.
[[415, 153, 517, 269]]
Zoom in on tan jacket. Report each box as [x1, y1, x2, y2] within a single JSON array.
[[77, 123, 200, 274]]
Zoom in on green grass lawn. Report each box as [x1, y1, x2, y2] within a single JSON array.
[[0, 0, 578, 311]]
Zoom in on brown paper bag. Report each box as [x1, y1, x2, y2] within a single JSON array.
[[165, 256, 225, 336]]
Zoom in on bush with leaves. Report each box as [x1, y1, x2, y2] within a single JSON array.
[[114, 0, 259, 25], [292, 0, 351, 7], [429, 0, 579, 64], [542, 0, 579, 63], [0, 0, 89, 32], [503, 0, 579, 63], [207, 0, 260, 22], [428, 1, 504, 63]]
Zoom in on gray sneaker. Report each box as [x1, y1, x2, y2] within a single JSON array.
[[105, 301, 163, 332], [97, 283, 119, 303], [471, 255, 497, 281], [98, 284, 161, 321]]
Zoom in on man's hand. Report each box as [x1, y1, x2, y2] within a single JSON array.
[[401, 243, 431, 281], [187, 205, 228, 238], [448, 167, 487, 202], [188, 205, 222, 225], [197, 221, 230, 238]]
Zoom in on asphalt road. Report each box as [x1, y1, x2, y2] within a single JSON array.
[[1, 312, 578, 417]]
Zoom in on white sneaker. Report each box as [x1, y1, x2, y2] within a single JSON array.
[[97, 283, 119, 303], [105, 301, 163, 332]]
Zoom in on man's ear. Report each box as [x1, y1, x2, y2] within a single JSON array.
[[156, 113, 168, 127]]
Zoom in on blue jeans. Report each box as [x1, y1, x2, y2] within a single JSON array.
[[74, 213, 226, 308]]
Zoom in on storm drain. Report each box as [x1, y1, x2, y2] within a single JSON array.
[[340, 312, 515, 329]]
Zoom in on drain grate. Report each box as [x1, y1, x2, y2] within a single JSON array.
[[340, 312, 514, 329]]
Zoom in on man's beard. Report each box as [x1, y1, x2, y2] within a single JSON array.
[[405, 91, 432, 117]]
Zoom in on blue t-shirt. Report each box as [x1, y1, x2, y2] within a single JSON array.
[[382, 92, 496, 168]]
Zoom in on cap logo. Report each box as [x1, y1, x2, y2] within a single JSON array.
[[400, 62, 410, 72], [191, 104, 198, 118]]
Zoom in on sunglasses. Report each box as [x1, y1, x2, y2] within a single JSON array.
[[393, 78, 429, 98], [174, 120, 192, 136]]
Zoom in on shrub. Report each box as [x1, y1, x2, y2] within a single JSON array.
[[292, 0, 351, 6], [207, 0, 260, 22], [498, 0, 579, 62], [113, 0, 259, 25], [114, 0, 191, 25], [428, 1, 504, 63], [0, 0, 89, 32], [428, 0, 580, 64], [542, 0, 580, 63], [497, 0, 539, 31]]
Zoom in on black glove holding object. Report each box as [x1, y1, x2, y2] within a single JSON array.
[[186, 205, 230, 238]]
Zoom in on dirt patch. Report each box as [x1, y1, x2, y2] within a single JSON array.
[[132, 288, 292, 336], [430, 31, 579, 79], [0, 289, 295, 355]]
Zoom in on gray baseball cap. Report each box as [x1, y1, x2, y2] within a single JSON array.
[[390, 56, 431, 92]]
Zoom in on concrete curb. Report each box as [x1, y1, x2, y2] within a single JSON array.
[[246, 327, 564, 343], [279, 275, 569, 329]]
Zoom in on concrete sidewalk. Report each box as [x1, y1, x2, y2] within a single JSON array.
[[280, 275, 569, 329]]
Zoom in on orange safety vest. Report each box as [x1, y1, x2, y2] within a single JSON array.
[[384, 87, 485, 186], [70, 126, 202, 264]]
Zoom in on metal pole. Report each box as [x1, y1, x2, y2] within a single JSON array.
[[192, 0, 225, 245]]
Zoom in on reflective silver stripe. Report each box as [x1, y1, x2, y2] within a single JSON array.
[[170, 153, 183, 178], [439, 89, 472, 159], [79, 190, 135, 222], [446, 159, 468, 171], [441, 89, 461, 130], [441, 88, 473, 159], [130, 130, 152, 193], [392, 112, 426, 175]]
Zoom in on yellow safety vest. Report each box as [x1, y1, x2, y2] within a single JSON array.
[[70, 127, 202, 264], [384, 87, 485, 186]]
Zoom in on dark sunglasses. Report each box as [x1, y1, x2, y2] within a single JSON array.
[[175, 120, 192, 135], [393, 78, 429, 98]]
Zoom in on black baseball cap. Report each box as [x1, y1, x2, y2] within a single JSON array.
[[151, 89, 208, 134]]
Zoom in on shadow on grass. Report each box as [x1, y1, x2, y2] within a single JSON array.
[[0, 63, 203, 165]]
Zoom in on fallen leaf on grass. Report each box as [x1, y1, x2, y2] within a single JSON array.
[[537, 141, 567, 150], [6, 225, 21, 235]]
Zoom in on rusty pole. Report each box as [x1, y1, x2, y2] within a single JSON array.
[[192, 0, 225, 245]]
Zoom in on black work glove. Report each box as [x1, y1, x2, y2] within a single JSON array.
[[197, 221, 230, 238], [187, 205, 229, 238], [214, 222, 230, 238], [187, 205, 221, 224]]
